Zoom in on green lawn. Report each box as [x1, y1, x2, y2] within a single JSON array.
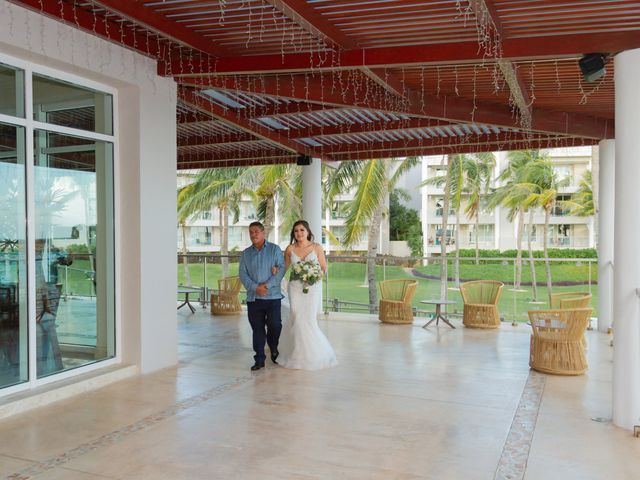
[[176, 258, 598, 322]]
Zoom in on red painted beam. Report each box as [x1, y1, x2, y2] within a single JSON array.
[[329, 137, 598, 160], [9, 0, 167, 58], [178, 149, 297, 164], [160, 31, 640, 75], [177, 75, 613, 139], [178, 134, 258, 147], [178, 156, 296, 170], [178, 87, 330, 160], [93, 0, 229, 57], [264, 0, 358, 49], [321, 132, 556, 155]]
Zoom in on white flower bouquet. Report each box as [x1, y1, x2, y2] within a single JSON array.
[[290, 260, 322, 294]]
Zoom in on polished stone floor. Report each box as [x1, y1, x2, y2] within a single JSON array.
[[0, 308, 639, 479]]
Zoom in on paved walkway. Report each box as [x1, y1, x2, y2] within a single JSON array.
[[0, 309, 638, 479]]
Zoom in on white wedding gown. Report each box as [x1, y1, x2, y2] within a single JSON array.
[[279, 250, 338, 370]]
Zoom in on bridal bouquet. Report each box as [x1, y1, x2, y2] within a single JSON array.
[[290, 260, 322, 294]]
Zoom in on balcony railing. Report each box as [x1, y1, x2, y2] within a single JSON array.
[[177, 253, 598, 324]]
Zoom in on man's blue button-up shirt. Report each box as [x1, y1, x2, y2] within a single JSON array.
[[239, 240, 285, 302]]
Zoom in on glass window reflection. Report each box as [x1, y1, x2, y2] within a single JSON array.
[[0, 63, 25, 118], [33, 74, 113, 135], [0, 123, 27, 388], [34, 130, 114, 378]]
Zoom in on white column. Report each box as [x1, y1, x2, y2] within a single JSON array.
[[613, 48, 640, 430], [598, 140, 614, 333], [302, 158, 322, 313], [302, 158, 322, 242], [120, 79, 178, 374]]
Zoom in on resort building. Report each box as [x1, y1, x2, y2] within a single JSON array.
[[422, 147, 595, 255]]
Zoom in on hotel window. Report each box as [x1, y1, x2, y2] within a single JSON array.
[[1, 58, 115, 391]]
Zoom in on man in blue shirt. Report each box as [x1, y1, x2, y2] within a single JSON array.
[[239, 222, 285, 371]]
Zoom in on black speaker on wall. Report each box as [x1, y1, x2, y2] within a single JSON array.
[[579, 53, 608, 83], [296, 154, 312, 166]]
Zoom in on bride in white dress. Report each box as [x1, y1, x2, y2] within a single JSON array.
[[278, 220, 338, 371]]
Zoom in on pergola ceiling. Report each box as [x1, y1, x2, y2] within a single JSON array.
[[10, 0, 640, 169]]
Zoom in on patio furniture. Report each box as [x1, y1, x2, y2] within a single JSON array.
[[210, 276, 242, 315], [460, 280, 504, 328], [550, 292, 592, 309], [378, 279, 418, 324], [420, 299, 457, 329], [177, 287, 200, 313], [528, 308, 592, 375]]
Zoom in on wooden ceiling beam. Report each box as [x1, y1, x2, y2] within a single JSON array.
[[10, 0, 167, 58], [329, 137, 598, 160], [264, 0, 358, 49], [468, 0, 532, 127], [93, 0, 229, 57], [178, 87, 331, 160], [177, 75, 613, 139], [160, 31, 640, 76]]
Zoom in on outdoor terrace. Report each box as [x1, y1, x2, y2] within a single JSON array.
[[0, 307, 635, 479]]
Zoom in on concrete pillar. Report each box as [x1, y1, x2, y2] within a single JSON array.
[[598, 140, 614, 333], [613, 48, 640, 430], [302, 158, 323, 313], [302, 158, 322, 243]]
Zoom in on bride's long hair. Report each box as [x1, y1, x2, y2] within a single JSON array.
[[289, 220, 314, 244]]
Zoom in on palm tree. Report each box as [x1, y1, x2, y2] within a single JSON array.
[[463, 152, 496, 264], [327, 157, 419, 312], [522, 158, 570, 303], [421, 155, 463, 286], [566, 170, 594, 216], [249, 164, 302, 242], [178, 167, 245, 278], [489, 150, 545, 291]]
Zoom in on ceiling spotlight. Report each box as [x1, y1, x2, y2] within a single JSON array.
[[579, 53, 608, 83]]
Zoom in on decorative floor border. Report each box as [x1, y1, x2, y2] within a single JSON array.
[[494, 370, 546, 480], [5, 372, 262, 480]]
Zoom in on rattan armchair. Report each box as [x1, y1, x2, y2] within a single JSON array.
[[378, 279, 418, 324], [528, 308, 592, 375], [550, 292, 592, 309], [459, 280, 503, 328], [210, 276, 242, 315]]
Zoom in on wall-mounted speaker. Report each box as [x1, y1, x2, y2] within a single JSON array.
[[296, 154, 312, 166], [579, 53, 608, 83]]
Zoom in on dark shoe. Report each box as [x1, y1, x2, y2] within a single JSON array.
[[250, 362, 265, 371], [271, 351, 279, 364]]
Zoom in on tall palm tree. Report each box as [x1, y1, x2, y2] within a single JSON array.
[[463, 152, 496, 264], [327, 157, 419, 312], [250, 164, 302, 242], [489, 150, 545, 290], [421, 155, 463, 286], [566, 170, 594, 216], [178, 167, 245, 277], [522, 158, 570, 303]]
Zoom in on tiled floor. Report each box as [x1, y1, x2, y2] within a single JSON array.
[[1, 309, 639, 479]]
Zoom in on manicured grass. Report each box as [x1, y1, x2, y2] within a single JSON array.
[[176, 258, 598, 322]]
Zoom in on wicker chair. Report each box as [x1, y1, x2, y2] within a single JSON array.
[[528, 308, 592, 375], [378, 279, 418, 324], [550, 292, 592, 309], [210, 276, 242, 315], [459, 280, 504, 328]]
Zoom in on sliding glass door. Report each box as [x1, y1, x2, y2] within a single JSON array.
[[0, 59, 116, 390]]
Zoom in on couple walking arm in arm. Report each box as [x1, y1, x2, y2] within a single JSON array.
[[239, 220, 337, 372]]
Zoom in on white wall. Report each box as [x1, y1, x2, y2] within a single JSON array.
[[0, 1, 178, 374]]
